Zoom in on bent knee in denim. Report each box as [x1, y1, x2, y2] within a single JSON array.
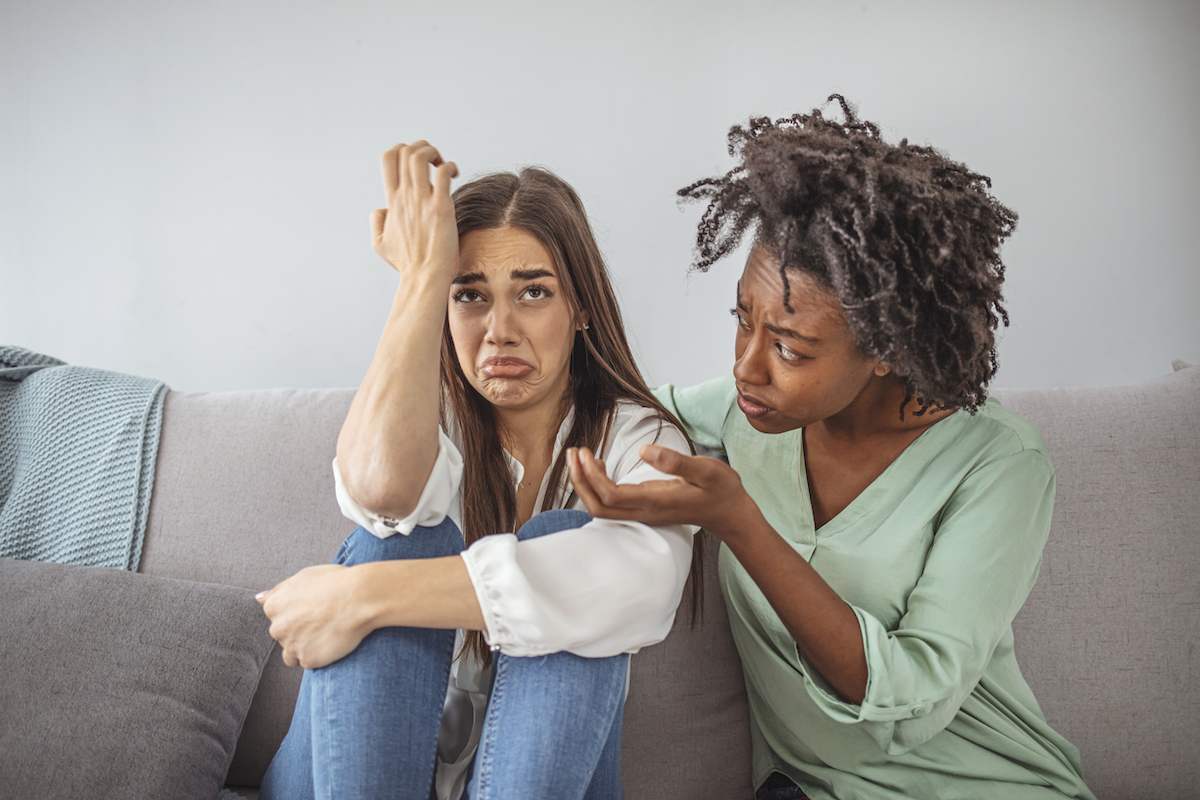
[[335, 518, 466, 565]]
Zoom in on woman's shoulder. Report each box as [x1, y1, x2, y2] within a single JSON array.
[[918, 397, 1053, 485], [605, 398, 691, 456], [649, 375, 739, 453], [962, 397, 1049, 459], [610, 398, 680, 435], [651, 375, 738, 415]]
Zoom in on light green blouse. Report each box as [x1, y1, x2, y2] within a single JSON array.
[[654, 376, 1094, 800]]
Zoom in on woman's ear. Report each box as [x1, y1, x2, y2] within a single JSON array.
[[873, 361, 892, 377], [577, 309, 591, 332]]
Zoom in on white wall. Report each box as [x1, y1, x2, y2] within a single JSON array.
[[2, 0, 1197, 392]]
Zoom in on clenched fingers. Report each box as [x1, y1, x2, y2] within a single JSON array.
[[380, 140, 445, 198], [433, 159, 459, 196], [370, 208, 386, 247], [400, 140, 441, 195]]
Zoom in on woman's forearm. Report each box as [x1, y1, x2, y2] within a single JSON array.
[[337, 271, 452, 520], [338, 141, 461, 520], [719, 505, 869, 704], [258, 551, 483, 670], [357, 555, 485, 632]]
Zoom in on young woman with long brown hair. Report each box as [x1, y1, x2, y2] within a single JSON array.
[[256, 142, 696, 800], [568, 99, 1095, 800]]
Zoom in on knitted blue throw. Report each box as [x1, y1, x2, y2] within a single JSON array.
[[0, 346, 167, 570]]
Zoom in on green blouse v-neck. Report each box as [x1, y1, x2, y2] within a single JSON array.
[[654, 376, 1093, 800]]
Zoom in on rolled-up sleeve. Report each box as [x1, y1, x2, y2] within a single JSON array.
[[461, 407, 698, 658], [794, 449, 1056, 755], [332, 426, 464, 538]]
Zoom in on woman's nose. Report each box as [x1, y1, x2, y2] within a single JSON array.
[[732, 333, 769, 386], [485, 301, 520, 345]]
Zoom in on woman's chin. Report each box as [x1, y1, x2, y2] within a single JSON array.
[[477, 378, 539, 409], [742, 410, 804, 435]]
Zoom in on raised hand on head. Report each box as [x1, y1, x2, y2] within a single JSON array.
[[370, 140, 460, 276]]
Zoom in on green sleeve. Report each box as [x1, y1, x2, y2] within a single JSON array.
[[795, 449, 1056, 755], [651, 375, 737, 455]]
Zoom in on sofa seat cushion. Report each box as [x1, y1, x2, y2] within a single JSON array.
[[0, 558, 275, 800]]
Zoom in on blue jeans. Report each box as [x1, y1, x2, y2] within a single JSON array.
[[260, 509, 627, 800]]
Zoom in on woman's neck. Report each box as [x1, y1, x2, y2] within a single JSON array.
[[496, 394, 570, 470], [815, 373, 956, 447]]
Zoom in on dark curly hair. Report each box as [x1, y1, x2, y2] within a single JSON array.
[[679, 95, 1017, 414]]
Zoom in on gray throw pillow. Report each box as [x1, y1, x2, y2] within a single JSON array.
[[0, 558, 275, 799]]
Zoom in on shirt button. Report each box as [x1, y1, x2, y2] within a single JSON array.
[[912, 706, 927, 717]]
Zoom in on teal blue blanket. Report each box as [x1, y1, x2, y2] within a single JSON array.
[[0, 346, 167, 569]]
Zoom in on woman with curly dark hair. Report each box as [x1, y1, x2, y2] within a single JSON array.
[[568, 97, 1095, 800]]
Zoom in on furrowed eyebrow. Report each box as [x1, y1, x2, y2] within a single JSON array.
[[454, 268, 555, 285], [736, 282, 821, 344], [511, 268, 555, 281], [764, 321, 821, 344]]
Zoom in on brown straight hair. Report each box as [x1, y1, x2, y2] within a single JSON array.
[[441, 167, 701, 665]]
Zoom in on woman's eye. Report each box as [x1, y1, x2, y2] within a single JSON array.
[[776, 343, 803, 362], [523, 285, 552, 300], [453, 289, 483, 303]]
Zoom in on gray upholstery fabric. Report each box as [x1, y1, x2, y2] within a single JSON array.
[[995, 364, 1200, 799], [622, 532, 754, 798], [139, 388, 355, 784], [0, 558, 274, 800]]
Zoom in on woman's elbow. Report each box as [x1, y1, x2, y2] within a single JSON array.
[[337, 457, 421, 520]]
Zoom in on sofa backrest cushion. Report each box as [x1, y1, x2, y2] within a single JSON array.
[[139, 387, 355, 785], [994, 364, 1200, 798]]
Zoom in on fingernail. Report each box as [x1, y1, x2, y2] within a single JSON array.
[[255, 591, 268, 601]]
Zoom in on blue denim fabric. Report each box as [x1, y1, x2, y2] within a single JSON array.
[[468, 509, 627, 800], [260, 509, 626, 800]]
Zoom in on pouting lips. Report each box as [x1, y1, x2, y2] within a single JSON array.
[[480, 357, 534, 378]]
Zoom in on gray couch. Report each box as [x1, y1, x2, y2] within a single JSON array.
[[19, 364, 1200, 798]]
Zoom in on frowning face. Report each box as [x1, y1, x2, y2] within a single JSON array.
[[448, 226, 583, 416], [730, 246, 884, 434]]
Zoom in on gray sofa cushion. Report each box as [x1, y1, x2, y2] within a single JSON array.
[[139, 387, 355, 784], [996, 363, 1200, 798], [622, 533, 754, 798], [0, 558, 275, 800]]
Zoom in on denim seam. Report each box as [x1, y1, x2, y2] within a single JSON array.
[[319, 672, 333, 800], [586, 655, 626, 796], [476, 655, 507, 800]]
